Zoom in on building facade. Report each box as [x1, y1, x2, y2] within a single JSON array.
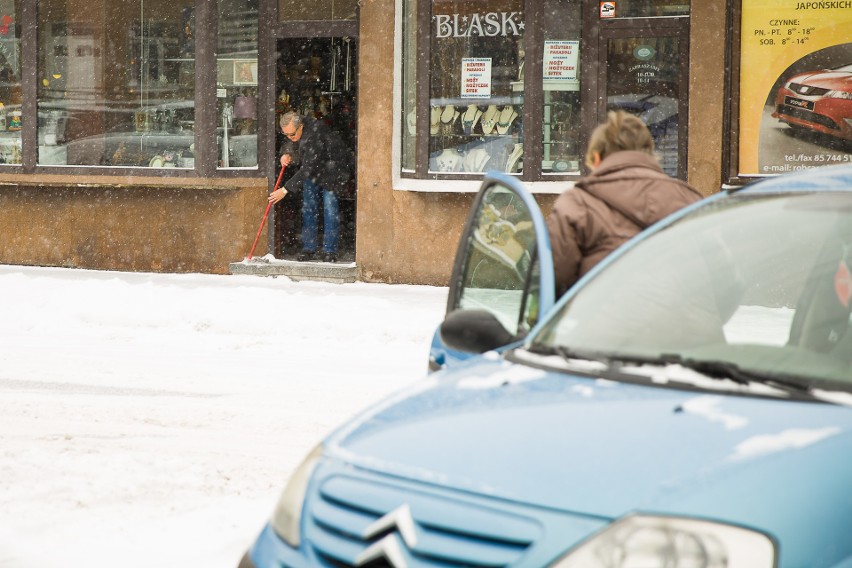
[[0, 0, 849, 283]]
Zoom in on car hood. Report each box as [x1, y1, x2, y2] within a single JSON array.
[[792, 69, 852, 89], [325, 356, 852, 521]]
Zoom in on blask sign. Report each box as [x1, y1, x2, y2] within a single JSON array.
[[434, 12, 525, 38]]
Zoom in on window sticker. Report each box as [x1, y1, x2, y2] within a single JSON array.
[[461, 58, 492, 99], [543, 41, 580, 82]]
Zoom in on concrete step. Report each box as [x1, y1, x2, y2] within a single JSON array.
[[228, 255, 358, 284]]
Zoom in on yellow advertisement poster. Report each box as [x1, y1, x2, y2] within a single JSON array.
[[739, 1, 852, 175]]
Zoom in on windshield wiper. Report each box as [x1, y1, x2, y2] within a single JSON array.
[[525, 346, 815, 395], [526, 344, 608, 365], [611, 353, 813, 392]]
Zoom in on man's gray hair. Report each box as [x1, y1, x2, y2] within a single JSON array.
[[280, 111, 302, 130]]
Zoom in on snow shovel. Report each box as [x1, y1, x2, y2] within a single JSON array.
[[246, 165, 286, 261]]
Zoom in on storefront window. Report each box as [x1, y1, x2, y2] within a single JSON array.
[[541, 0, 582, 175], [278, 0, 356, 21], [429, 0, 524, 175], [0, 1, 21, 166], [401, 0, 690, 183], [400, 0, 417, 172], [217, 0, 258, 169], [37, 0, 196, 168]]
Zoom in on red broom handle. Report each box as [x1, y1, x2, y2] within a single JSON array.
[[247, 166, 286, 260]]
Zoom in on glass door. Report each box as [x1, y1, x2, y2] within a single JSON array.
[[597, 22, 689, 178]]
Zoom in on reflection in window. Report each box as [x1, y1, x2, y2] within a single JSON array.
[[37, 0, 196, 168], [541, 0, 582, 175], [429, 0, 524, 175], [0, 2, 21, 166], [459, 184, 536, 335], [217, 0, 258, 169]]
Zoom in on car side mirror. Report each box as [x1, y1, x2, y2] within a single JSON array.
[[439, 309, 516, 354]]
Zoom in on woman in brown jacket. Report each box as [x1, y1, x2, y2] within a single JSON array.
[[546, 110, 704, 297]]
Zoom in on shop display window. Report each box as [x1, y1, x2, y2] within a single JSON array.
[[0, 1, 22, 166], [409, 0, 584, 179], [541, 0, 582, 175], [428, 0, 524, 175], [402, 0, 692, 183], [37, 0, 196, 168], [216, 0, 258, 169]]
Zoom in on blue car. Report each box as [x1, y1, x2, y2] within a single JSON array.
[[240, 165, 852, 568]]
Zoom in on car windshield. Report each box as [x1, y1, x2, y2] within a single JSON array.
[[532, 192, 852, 386]]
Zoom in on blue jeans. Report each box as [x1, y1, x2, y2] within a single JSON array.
[[301, 178, 340, 253]]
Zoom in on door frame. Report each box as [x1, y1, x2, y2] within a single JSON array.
[[264, 8, 359, 256]]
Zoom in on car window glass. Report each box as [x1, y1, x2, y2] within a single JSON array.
[[535, 193, 852, 383], [456, 183, 538, 336]]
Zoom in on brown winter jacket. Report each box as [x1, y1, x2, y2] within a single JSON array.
[[546, 151, 703, 297]]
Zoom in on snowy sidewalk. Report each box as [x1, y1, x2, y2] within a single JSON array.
[[0, 265, 447, 568]]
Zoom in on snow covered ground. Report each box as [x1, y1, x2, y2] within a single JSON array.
[[0, 265, 448, 568]]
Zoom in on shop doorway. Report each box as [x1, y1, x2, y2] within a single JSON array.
[[274, 37, 358, 261], [596, 21, 689, 179]]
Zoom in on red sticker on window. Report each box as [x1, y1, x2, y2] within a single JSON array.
[[600, 1, 616, 18], [835, 260, 852, 308]]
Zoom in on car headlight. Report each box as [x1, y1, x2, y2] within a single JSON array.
[[827, 89, 852, 100], [269, 444, 324, 547], [550, 514, 776, 568]]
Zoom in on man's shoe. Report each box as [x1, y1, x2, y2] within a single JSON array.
[[296, 250, 316, 261], [318, 252, 338, 263]]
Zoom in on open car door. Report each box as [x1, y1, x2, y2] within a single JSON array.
[[429, 173, 555, 372]]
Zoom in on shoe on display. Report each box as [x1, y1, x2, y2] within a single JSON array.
[[296, 250, 316, 261], [318, 252, 338, 263]]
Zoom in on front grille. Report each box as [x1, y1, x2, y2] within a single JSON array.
[[776, 104, 840, 130], [305, 475, 539, 567], [789, 82, 831, 96]]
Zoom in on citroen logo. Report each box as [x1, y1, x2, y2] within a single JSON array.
[[354, 534, 408, 568], [354, 504, 419, 568]]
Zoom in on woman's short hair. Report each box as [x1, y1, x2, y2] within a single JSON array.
[[585, 110, 654, 168]]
